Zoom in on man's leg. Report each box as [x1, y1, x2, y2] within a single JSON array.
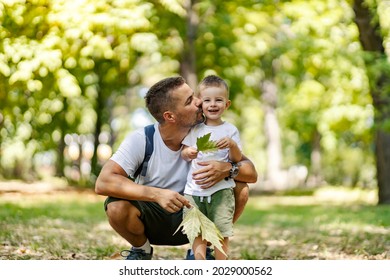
[[233, 182, 249, 223], [105, 200, 147, 247]]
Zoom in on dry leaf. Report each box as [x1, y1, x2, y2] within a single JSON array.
[[174, 204, 226, 256]]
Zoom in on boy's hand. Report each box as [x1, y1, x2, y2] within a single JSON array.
[[216, 137, 236, 149], [185, 147, 199, 160]]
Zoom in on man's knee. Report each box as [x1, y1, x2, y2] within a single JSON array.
[[105, 200, 145, 239], [106, 200, 139, 223], [233, 182, 249, 223], [234, 182, 249, 206]]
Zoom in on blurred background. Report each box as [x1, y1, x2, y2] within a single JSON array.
[[1, 0, 390, 204]]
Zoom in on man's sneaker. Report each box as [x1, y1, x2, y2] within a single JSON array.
[[185, 248, 215, 260], [121, 247, 153, 260]]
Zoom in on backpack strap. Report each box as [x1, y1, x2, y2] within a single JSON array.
[[133, 124, 155, 179]]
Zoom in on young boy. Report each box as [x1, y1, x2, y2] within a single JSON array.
[[181, 75, 242, 260]]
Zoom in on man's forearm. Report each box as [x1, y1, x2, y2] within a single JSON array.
[[96, 172, 155, 201], [95, 160, 160, 202], [235, 157, 258, 183], [193, 155, 257, 188]]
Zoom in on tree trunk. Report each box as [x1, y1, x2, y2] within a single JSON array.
[[0, 116, 4, 178], [376, 130, 390, 203], [353, 0, 390, 204], [55, 131, 66, 177], [91, 87, 103, 178], [308, 129, 322, 187], [55, 97, 67, 177], [181, 0, 198, 90], [262, 80, 286, 189]]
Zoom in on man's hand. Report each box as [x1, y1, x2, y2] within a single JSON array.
[[192, 160, 230, 189], [155, 189, 191, 213]]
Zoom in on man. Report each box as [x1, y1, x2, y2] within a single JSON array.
[[95, 76, 257, 260]]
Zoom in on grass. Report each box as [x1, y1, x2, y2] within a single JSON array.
[[234, 187, 390, 259], [0, 191, 115, 260], [0, 186, 389, 260]]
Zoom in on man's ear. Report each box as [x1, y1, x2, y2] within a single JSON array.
[[163, 111, 176, 122]]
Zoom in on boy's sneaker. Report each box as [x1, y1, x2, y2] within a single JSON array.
[[121, 247, 153, 260], [185, 248, 215, 260]]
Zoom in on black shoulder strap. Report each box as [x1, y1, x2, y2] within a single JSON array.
[[133, 124, 155, 179]]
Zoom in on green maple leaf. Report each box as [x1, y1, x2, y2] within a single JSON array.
[[174, 204, 227, 257], [196, 133, 217, 153]]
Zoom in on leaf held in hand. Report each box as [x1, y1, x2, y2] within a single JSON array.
[[174, 204, 227, 257], [196, 133, 217, 153]]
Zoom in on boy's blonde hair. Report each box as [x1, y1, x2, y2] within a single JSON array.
[[197, 75, 229, 98]]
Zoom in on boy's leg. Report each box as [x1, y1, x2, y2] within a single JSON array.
[[215, 237, 229, 260], [233, 182, 249, 223], [193, 236, 208, 260]]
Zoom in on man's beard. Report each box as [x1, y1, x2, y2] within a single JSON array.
[[194, 111, 205, 126], [177, 110, 204, 128]]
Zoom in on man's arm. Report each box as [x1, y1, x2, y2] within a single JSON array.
[[95, 160, 190, 212], [192, 154, 257, 189]]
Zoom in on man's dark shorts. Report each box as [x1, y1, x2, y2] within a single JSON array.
[[104, 197, 189, 246]]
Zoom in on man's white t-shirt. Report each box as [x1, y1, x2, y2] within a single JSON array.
[[182, 122, 242, 197], [110, 123, 189, 193]]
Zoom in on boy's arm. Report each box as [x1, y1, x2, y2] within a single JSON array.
[[181, 145, 198, 162], [228, 140, 242, 163]]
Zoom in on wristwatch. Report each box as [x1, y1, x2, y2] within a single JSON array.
[[225, 161, 239, 180]]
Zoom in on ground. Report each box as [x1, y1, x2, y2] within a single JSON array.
[[1, 180, 389, 260]]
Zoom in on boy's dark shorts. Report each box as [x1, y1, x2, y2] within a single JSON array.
[[104, 197, 189, 246]]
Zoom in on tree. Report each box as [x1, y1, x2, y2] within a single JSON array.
[[181, 0, 198, 89], [276, 1, 374, 188], [0, 0, 64, 179], [0, 0, 158, 182], [0, 0, 380, 192], [353, 0, 390, 204]]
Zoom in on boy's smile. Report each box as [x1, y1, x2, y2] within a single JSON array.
[[200, 86, 231, 125]]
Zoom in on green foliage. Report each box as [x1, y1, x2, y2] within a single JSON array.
[[0, 0, 384, 188], [196, 133, 218, 153], [0, 0, 161, 181]]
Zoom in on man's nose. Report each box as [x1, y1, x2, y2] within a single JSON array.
[[195, 96, 202, 107]]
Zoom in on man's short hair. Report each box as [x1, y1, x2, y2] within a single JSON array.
[[145, 76, 186, 123]]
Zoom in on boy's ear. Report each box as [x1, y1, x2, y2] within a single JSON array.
[[226, 100, 232, 109]]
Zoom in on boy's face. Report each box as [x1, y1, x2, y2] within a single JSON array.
[[199, 86, 231, 122]]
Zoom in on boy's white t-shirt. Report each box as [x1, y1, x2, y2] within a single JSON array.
[[110, 123, 189, 193], [182, 122, 242, 197]]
